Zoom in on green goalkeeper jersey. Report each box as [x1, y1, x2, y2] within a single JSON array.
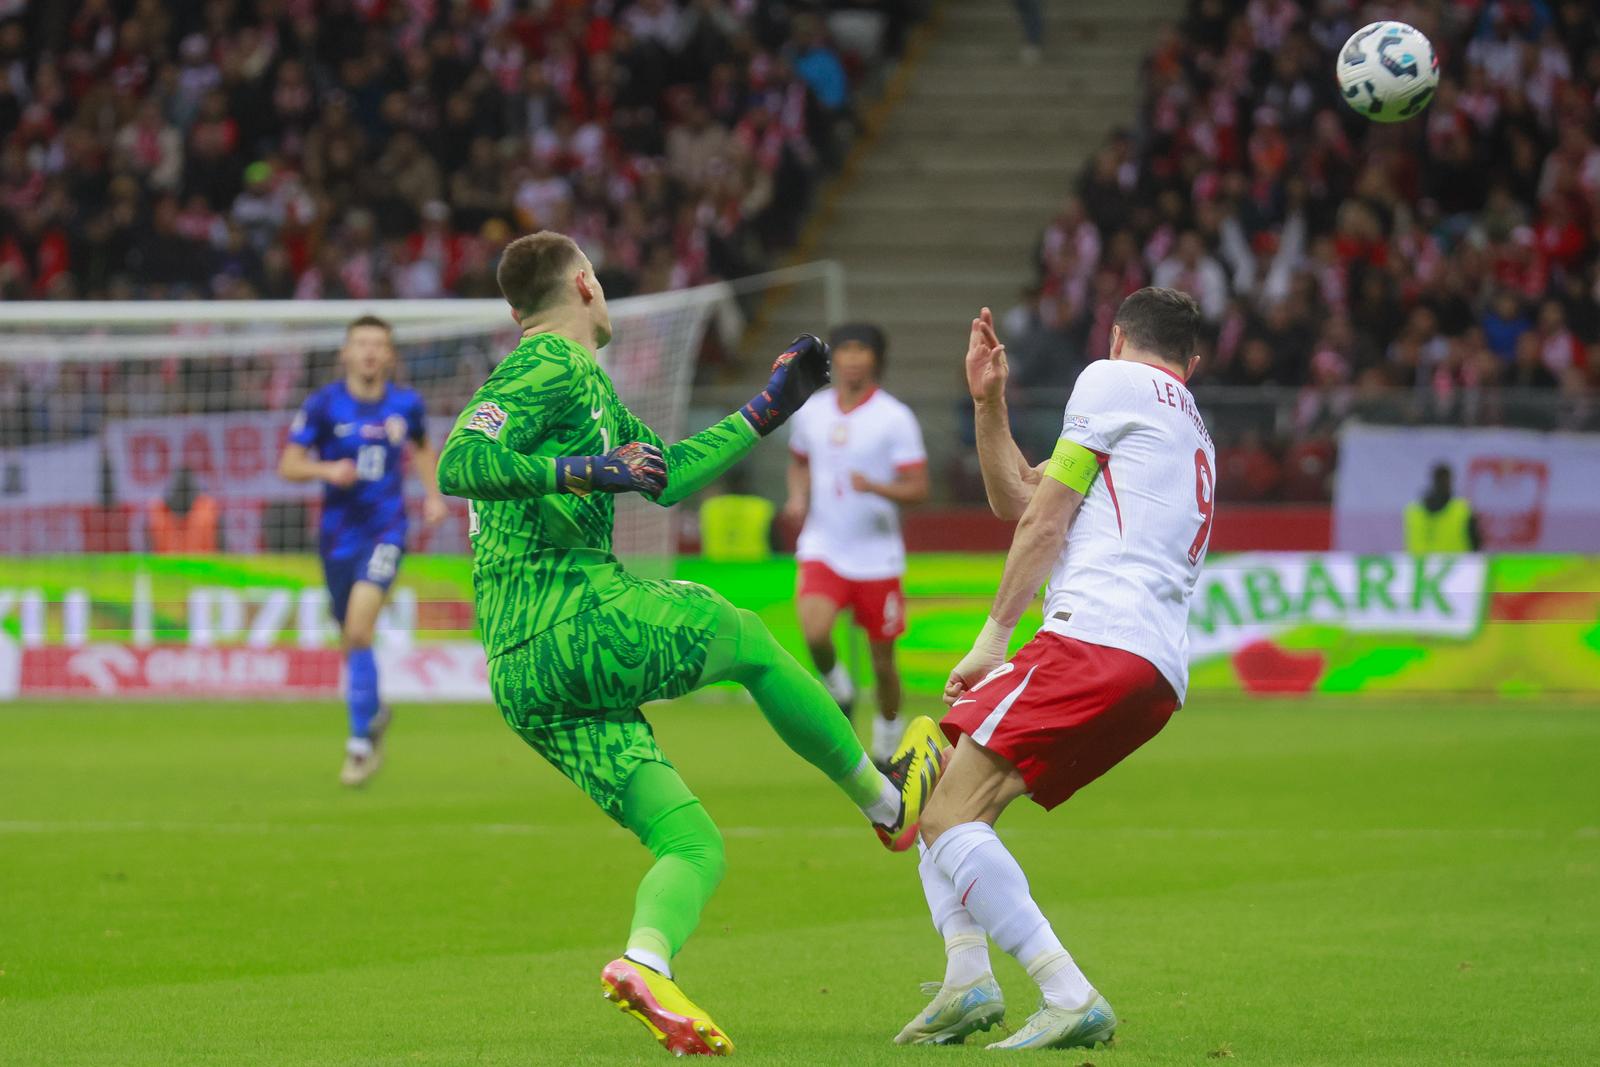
[[437, 331, 758, 660]]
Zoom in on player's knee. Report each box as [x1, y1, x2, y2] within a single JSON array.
[[343, 620, 375, 650], [700, 821, 727, 889], [673, 802, 726, 888]]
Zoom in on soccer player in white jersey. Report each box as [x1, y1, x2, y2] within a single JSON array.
[[783, 324, 929, 765], [895, 288, 1216, 1050]]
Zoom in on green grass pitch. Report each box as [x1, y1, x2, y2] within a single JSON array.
[[3, 694, 1596, 1066]]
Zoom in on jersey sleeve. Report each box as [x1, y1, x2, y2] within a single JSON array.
[[436, 348, 582, 499], [1059, 360, 1136, 455], [889, 405, 926, 468], [611, 397, 759, 509], [288, 390, 323, 448]]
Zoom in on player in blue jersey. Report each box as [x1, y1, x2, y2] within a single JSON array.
[[278, 315, 447, 786]]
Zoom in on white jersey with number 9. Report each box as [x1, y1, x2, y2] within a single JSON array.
[[1040, 358, 1216, 704]]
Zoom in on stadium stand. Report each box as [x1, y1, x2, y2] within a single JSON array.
[[0, 0, 914, 309], [1009, 0, 1600, 501]]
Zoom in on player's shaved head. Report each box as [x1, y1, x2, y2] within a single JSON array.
[[497, 231, 586, 317], [1113, 287, 1202, 367]]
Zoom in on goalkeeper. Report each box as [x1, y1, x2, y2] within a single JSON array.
[[436, 231, 944, 1057]]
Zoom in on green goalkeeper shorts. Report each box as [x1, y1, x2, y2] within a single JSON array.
[[487, 573, 730, 823]]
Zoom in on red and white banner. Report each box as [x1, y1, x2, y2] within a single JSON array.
[[0, 439, 102, 505], [12, 641, 489, 700], [20, 644, 344, 696], [105, 412, 307, 504], [1334, 426, 1600, 552], [100, 412, 460, 505]]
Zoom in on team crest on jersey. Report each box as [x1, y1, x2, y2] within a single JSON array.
[[829, 421, 849, 445], [385, 414, 408, 445], [467, 401, 507, 439]]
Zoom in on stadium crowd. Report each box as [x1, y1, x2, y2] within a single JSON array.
[[1006, 0, 1600, 500], [0, 0, 906, 306]]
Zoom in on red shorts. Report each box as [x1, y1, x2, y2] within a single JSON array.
[[796, 560, 906, 641], [941, 632, 1178, 810]]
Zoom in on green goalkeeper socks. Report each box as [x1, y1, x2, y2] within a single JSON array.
[[699, 598, 891, 814], [620, 761, 726, 965]]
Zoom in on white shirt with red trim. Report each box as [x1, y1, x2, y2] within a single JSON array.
[[789, 386, 926, 580], [1041, 358, 1216, 703]]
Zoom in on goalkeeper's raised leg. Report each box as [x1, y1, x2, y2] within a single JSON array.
[[434, 231, 943, 1054]]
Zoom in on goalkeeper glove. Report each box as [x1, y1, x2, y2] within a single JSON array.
[[554, 442, 668, 497], [740, 334, 831, 436]]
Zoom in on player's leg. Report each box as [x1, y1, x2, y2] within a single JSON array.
[[858, 577, 908, 764], [489, 639, 733, 1055], [796, 562, 854, 712], [617, 760, 726, 976], [694, 590, 941, 846], [335, 542, 401, 786], [919, 738, 1113, 1049], [909, 634, 1179, 1049]]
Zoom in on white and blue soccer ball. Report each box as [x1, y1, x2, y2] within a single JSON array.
[[1336, 21, 1439, 124]]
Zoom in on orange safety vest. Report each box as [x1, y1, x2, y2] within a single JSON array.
[[148, 496, 220, 553]]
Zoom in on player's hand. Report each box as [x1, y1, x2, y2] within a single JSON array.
[[740, 334, 831, 436], [964, 307, 1008, 405], [423, 493, 449, 526], [849, 471, 877, 494], [944, 649, 1004, 706], [943, 617, 1015, 706], [555, 442, 668, 497], [323, 459, 359, 488]]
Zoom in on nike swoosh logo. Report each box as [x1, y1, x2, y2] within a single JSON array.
[[960, 877, 978, 907], [951, 699, 976, 707]]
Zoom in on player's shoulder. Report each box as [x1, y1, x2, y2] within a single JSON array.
[[300, 380, 342, 413], [867, 387, 916, 419]]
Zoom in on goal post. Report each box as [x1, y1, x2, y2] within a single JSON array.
[[0, 260, 845, 569]]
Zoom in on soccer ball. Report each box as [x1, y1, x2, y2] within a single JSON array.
[[1336, 22, 1439, 124]]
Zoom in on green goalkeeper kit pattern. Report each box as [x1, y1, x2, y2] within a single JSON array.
[[487, 574, 726, 822], [437, 332, 757, 661]]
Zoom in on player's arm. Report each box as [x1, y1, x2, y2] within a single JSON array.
[[944, 448, 1093, 705], [403, 393, 449, 523], [278, 394, 357, 488], [783, 451, 810, 527], [437, 355, 665, 501], [966, 308, 1038, 520], [851, 462, 929, 505], [852, 405, 930, 504], [610, 334, 831, 509]]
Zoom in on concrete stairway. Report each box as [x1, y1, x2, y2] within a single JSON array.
[[701, 0, 1180, 501], [755, 0, 1178, 387]]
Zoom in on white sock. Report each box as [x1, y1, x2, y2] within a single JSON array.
[[857, 754, 901, 826], [624, 947, 672, 978], [824, 662, 855, 703], [1028, 950, 1095, 1011], [871, 714, 899, 764], [928, 822, 1095, 1008], [917, 842, 992, 986], [346, 736, 374, 757]]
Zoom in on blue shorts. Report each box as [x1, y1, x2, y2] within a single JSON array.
[[323, 541, 404, 623]]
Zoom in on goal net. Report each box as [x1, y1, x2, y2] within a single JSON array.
[[0, 262, 843, 571]]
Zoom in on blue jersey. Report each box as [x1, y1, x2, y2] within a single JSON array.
[[289, 381, 427, 558]]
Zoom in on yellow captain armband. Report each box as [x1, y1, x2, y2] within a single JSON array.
[[1044, 438, 1099, 494]]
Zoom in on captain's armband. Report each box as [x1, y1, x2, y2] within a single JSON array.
[[1043, 438, 1099, 495]]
